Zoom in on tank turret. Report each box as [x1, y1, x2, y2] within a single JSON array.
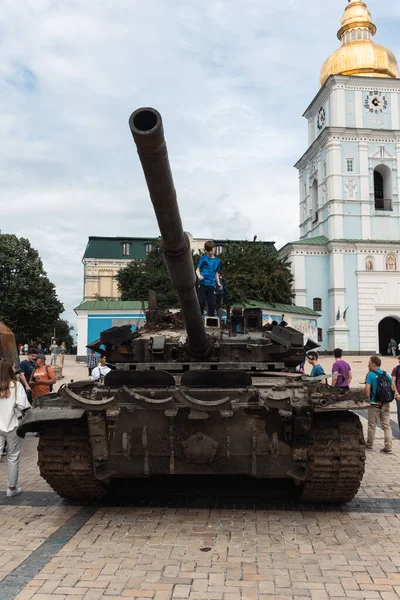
[[129, 108, 212, 359]]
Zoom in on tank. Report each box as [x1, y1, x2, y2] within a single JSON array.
[[18, 108, 368, 503]]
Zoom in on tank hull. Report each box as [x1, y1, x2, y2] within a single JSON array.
[[18, 374, 367, 502]]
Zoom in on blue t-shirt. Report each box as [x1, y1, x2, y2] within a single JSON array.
[[18, 359, 36, 384], [366, 369, 392, 403], [310, 364, 325, 378], [197, 255, 221, 287]]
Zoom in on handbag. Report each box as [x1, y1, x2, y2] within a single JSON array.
[[13, 383, 23, 420]]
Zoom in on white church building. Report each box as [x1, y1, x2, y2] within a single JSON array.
[[279, 0, 400, 354]]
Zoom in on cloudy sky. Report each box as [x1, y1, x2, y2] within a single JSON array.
[[1, 0, 400, 330]]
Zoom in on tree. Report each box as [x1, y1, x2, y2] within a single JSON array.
[[220, 241, 294, 306], [52, 319, 75, 349], [117, 240, 294, 309], [0, 234, 64, 344], [117, 242, 179, 310]]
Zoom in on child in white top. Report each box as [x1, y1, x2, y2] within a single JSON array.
[[0, 360, 31, 497]]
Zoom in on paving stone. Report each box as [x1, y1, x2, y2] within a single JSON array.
[[4, 359, 400, 600]]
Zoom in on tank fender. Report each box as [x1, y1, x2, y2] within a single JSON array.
[[17, 408, 86, 438], [59, 384, 115, 410]]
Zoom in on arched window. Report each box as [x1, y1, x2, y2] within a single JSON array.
[[357, 29, 362, 40], [374, 164, 392, 210], [311, 180, 318, 223], [351, 30, 356, 41], [313, 298, 322, 312], [122, 242, 130, 256], [363, 29, 368, 40], [386, 253, 397, 271], [366, 257, 373, 271]]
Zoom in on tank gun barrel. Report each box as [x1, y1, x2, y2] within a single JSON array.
[[129, 107, 211, 358]]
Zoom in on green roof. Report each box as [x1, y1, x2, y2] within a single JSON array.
[[242, 301, 320, 317], [74, 301, 148, 312], [290, 235, 329, 246], [331, 239, 400, 244], [289, 236, 400, 247], [83, 237, 157, 260], [83, 236, 277, 260]]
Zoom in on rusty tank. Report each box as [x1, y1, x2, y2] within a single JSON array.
[[18, 108, 367, 502]]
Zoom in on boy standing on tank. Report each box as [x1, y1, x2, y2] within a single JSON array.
[[196, 241, 222, 317]]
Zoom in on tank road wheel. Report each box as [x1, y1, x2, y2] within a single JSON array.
[[300, 411, 366, 503], [37, 421, 107, 500]]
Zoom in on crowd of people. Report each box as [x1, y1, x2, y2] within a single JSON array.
[[306, 349, 399, 454], [18, 340, 68, 366]]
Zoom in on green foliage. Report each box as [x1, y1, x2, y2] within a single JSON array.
[[117, 240, 294, 309], [53, 319, 75, 349], [0, 234, 64, 344], [219, 241, 294, 305], [94, 294, 118, 301], [117, 242, 179, 309]]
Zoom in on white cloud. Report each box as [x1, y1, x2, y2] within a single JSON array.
[[0, 0, 398, 327]]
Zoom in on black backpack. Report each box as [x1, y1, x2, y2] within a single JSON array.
[[375, 371, 394, 403]]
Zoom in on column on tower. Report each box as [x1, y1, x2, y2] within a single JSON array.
[[327, 248, 350, 351], [359, 139, 371, 239], [326, 139, 344, 240]]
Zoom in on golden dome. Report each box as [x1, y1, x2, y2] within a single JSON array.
[[320, 0, 398, 87]]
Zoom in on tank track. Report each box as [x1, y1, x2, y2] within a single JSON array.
[[300, 411, 366, 503], [37, 421, 106, 500]]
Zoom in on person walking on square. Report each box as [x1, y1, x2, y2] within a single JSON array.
[[0, 360, 31, 497], [57, 342, 67, 367], [390, 337, 397, 357], [331, 348, 352, 391], [365, 356, 394, 453], [49, 340, 59, 366], [195, 240, 221, 317], [391, 354, 400, 429], [87, 350, 98, 377]]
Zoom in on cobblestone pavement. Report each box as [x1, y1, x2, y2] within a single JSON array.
[[1, 357, 400, 599]]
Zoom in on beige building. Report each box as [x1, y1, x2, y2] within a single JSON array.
[[82, 235, 276, 301]]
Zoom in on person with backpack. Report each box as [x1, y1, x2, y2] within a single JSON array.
[[365, 356, 394, 453], [391, 355, 400, 429], [30, 355, 56, 400]]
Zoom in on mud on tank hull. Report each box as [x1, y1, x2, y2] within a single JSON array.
[[18, 372, 367, 503]]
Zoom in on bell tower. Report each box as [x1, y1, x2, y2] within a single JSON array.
[[297, 0, 400, 242], [280, 0, 400, 353]]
